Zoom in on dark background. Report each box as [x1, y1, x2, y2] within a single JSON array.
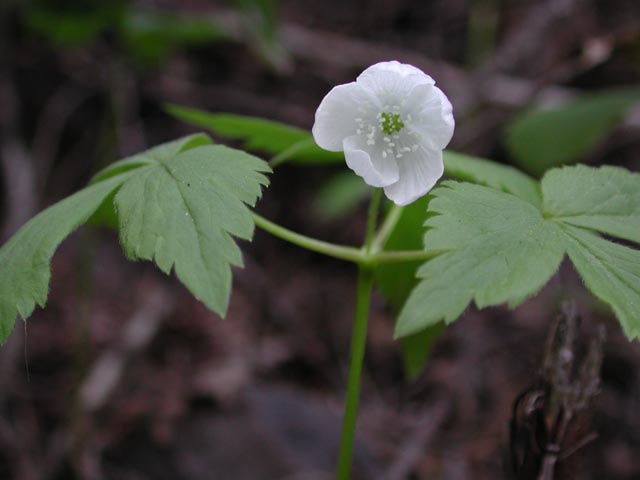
[[1, 0, 639, 479]]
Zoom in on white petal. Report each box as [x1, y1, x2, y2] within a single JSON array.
[[405, 84, 455, 150], [312, 82, 370, 151], [343, 135, 399, 188], [359, 61, 435, 81], [356, 61, 435, 99], [383, 145, 444, 206]]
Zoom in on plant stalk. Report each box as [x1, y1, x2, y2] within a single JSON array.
[[336, 266, 374, 480], [336, 188, 381, 479]]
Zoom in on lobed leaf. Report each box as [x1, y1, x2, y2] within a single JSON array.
[[444, 151, 541, 208], [397, 164, 640, 342], [562, 225, 640, 339], [0, 134, 270, 344], [543, 164, 640, 244], [0, 175, 131, 344], [395, 182, 565, 338], [113, 144, 270, 317]]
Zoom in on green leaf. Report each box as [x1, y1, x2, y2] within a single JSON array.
[[120, 11, 226, 64], [443, 151, 541, 208], [88, 134, 212, 229], [0, 175, 130, 344], [542, 164, 640, 244], [113, 144, 270, 316], [165, 105, 344, 165], [395, 182, 565, 338], [92, 133, 212, 183], [0, 134, 270, 345], [231, 0, 291, 71], [312, 173, 370, 222], [401, 323, 444, 380], [24, 2, 126, 46], [505, 87, 640, 176], [562, 225, 640, 339]]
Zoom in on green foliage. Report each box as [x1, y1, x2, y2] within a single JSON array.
[[0, 175, 129, 343], [443, 151, 541, 207], [397, 165, 640, 341], [401, 323, 445, 380], [120, 11, 225, 65], [164, 110, 639, 341], [395, 182, 565, 338], [542, 165, 640, 243], [312, 173, 370, 222], [505, 88, 640, 176], [166, 105, 345, 165], [24, 0, 126, 46], [113, 143, 270, 316], [562, 226, 640, 339], [375, 198, 431, 311], [372, 197, 445, 378], [231, 0, 290, 71], [0, 134, 270, 344], [168, 108, 544, 198], [22, 1, 226, 65]]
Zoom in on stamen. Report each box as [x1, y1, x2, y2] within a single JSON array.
[[380, 112, 405, 135]]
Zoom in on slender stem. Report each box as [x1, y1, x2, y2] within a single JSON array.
[[375, 249, 447, 264], [336, 188, 382, 480], [253, 212, 445, 267], [364, 189, 382, 254], [372, 203, 403, 253], [252, 213, 363, 263], [337, 266, 374, 480]]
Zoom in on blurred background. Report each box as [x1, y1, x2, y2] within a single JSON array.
[[1, 0, 640, 478]]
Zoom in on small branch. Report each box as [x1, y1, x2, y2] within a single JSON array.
[[253, 213, 445, 266], [364, 189, 382, 255], [371, 204, 403, 253], [375, 249, 444, 264], [252, 212, 364, 264]]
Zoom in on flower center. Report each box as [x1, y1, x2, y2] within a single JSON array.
[[380, 112, 405, 135]]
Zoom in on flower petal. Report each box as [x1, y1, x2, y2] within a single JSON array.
[[383, 145, 444, 205], [343, 135, 399, 187], [312, 82, 370, 151], [367, 61, 432, 78], [357, 61, 435, 98], [405, 84, 455, 150]]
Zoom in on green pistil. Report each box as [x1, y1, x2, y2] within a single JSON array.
[[381, 112, 404, 135]]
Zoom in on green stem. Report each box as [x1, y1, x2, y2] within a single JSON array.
[[252, 213, 363, 263], [336, 188, 381, 480], [364, 189, 382, 254], [372, 203, 403, 253], [252, 212, 445, 267], [337, 267, 374, 480], [375, 249, 446, 264]]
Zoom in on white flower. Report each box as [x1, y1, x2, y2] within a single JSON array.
[[312, 61, 455, 206]]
